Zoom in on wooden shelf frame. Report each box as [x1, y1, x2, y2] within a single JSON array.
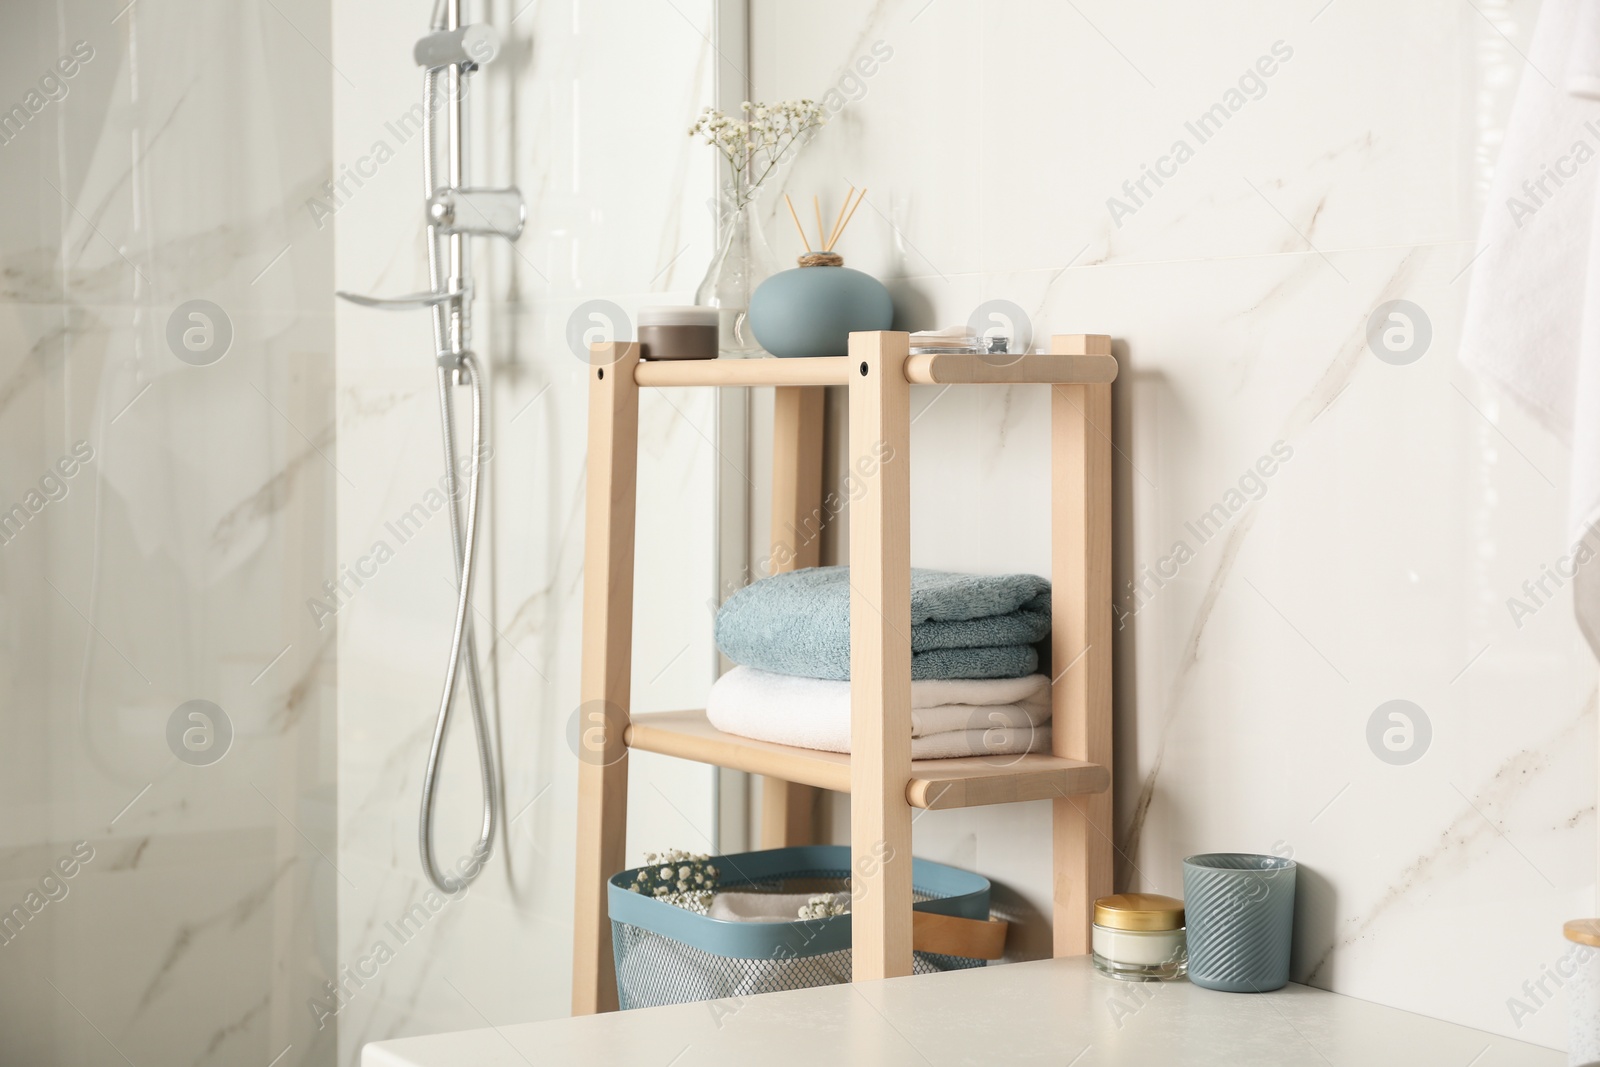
[[626, 709, 1111, 810], [572, 332, 1117, 1014], [631, 334, 1114, 389]]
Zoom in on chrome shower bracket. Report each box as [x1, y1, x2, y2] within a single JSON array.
[[428, 187, 526, 242]]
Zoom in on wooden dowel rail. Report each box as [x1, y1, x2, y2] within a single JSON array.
[[630, 335, 1116, 389]]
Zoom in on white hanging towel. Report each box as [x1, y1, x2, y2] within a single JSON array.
[[1459, 0, 1600, 655]]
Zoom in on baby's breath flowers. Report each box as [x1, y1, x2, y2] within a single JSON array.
[[629, 849, 718, 912], [797, 892, 850, 920], [689, 100, 828, 207]]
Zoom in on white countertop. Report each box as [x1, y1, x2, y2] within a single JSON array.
[[362, 956, 1562, 1066]]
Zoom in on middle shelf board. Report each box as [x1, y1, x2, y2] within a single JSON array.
[[626, 709, 1110, 811]]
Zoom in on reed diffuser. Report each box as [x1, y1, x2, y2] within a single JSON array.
[[783, 186, 868, 266], [747, 185, 893, 358]]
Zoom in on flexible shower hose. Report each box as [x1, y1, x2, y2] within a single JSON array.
[[417, 351, 498, 894]]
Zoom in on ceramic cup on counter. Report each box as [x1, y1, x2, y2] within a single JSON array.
[[1182, 853, 1297, 992], [637, 305, 719, 361]]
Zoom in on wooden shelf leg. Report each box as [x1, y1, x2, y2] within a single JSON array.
[[847, 332, 914, 981], [759, 777, 819, 848], [572, 342, 641, 1015], [1050, 336, 1115, 956], [759, 385, 827, 849]]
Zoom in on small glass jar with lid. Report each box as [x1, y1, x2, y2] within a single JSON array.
[[1091, 893, 1187, 982]]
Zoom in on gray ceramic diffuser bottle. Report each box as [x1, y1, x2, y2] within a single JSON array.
[[748, 252, 893, 357], [748, 189, 893, 357]]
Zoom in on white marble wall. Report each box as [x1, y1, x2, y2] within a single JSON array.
[[752, 0, 1593, 1051], [10, 0, 1576, 1060], [331, 1, 724, 1062], [0, 1, 338, 1065]]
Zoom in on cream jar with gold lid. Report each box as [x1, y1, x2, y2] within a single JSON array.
[[1092, 894, 1187, 982]]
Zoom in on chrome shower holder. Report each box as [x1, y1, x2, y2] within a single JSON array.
[[337, 1, 523, 894]]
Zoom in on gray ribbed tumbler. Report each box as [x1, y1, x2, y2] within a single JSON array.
[[1182, 853, 1297, 992]]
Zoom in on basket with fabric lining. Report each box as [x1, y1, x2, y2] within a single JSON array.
[[608, 845, 993, 1009]]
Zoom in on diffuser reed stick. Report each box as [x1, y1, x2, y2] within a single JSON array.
[[786, 186, 869, 258], [824, 187, 866, 253], [826, 187, 854, 250], [783, 193, 812, 253]]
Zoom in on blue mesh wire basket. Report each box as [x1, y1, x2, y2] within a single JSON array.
[[608, 845, 991, 1010]]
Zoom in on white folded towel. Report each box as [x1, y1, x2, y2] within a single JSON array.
[[707, 666, 1053, 759], [708, 892, 842, 923]]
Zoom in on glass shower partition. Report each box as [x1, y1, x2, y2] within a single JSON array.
[[0, 2, 337, 1064]]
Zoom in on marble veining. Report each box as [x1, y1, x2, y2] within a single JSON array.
[[134, 853, 300, 1012], [1306, 689, 1596, 985], [752, 0, 1589, 1052], [1122, 250, 1426, 862], [0, 0, 339, 1063]]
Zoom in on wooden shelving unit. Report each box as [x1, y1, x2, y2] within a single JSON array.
[[627, 709, 1110, 810], [572, 331, 1117, 1015]]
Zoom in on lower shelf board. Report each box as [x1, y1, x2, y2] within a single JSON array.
[[625, 709, 1110, 810]]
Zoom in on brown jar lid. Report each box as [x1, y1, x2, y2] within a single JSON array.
[[1565, 919, 1600, 947], [1094, 893, 1185, 932]]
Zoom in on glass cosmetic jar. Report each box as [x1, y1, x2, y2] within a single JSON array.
[[1091, 893, 1187, 982]]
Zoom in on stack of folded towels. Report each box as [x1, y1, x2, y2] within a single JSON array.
[[710, 566, 1053, 759]]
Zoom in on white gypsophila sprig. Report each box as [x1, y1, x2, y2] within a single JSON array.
[[628, 849, 719, 913], [797, 892, 850, 921], [688, 99, 828, 207]]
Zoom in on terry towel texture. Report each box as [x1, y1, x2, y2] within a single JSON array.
[[714, 566, 1050, 681], [708, 666, 1053, 758]]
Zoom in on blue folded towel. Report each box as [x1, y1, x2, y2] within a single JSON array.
[[714, 566, 1050, 681]]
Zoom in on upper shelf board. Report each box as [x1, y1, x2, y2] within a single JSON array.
[[615, 333, 1117, 389]]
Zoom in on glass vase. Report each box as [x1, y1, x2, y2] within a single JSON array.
[[695, 193, 781, 358]]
